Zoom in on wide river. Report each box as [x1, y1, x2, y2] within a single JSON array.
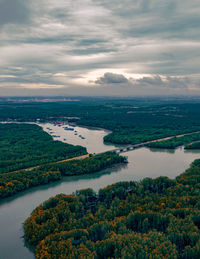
[[1, 123, 200, 259]]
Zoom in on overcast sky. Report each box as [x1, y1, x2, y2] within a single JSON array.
[[0, 0, 200, 96]]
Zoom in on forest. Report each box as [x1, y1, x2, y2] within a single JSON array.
[[185, 142, 200, 149], [39, 152, 126, 176], [24, 158, 200, 259], [0, 123, 86, 174], [1, 99, 200, 146], [0, 152, 126, 199], [146, 132, 200, 149]]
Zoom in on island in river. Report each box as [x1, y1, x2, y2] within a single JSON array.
[[1, 98, 200, 258], [24, 158, 200, 259]]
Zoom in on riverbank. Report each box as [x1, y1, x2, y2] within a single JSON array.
[[0, 123, 87, 174], [1, 146, 200, 259], [24, 158, 200, 259], [0, 152, 126, 199], [146, 131, 200, 149], [1, 120, 200, 259], [37, 122, 117, 154]]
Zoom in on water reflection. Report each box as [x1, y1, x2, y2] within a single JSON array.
[[184, 149, 200, 154], [148, 147, 176, 154], [1, 125, 200, 259]]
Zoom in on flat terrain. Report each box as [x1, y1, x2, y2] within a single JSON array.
[[1, 98, 200, 259], [0, 123, 86, 174], [1, 98, 200, 146], [24, 158, 200, 259]]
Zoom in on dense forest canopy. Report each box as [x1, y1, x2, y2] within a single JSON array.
[[24, 158, 200, 259], [0, 152, 126, 199], [146, 132, 200, 149], [1, 99, 200, 145], [185, 141, 200, 149], [1, 98, 200, 258], [0, 123, 86, 174]]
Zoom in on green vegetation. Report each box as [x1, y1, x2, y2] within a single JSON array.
[[0, 123, 86, 174], [1, 99, 200, 146], [24, 159, 200, 259], [0, 152, 126, 199], [39, 152, 126, 176], [0, 169, 61, 199], [185, 142, 200, 149], [146, 132, 200, 149]]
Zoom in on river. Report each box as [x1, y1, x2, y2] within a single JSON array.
[[1, 123, 200, 259]]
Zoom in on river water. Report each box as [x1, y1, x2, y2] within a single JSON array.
[[37, 122, 117, 154], [1, 123, 200, 259]]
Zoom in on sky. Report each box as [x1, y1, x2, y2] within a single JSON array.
[[0, 0, 200, 96]]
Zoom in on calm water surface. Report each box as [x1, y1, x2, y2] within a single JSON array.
[[38, 122, 117, 154], [1, 124, 200, 259]]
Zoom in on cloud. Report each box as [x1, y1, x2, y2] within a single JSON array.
[[0, 0, 30, 26], [0, 0, 200, 96], [133, 75, 200, 90], [94, 73, 200, 92], [20, 83, 65, 89], [95, 73, 129, 84]]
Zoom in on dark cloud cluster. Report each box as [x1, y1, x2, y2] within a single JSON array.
[[0, 0, 200, 96], [95, 73, 129, 84], [94, 73, 200, 91], [134, 75, 198, 89]]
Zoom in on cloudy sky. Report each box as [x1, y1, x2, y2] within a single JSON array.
[[0, 0, 200, 96]]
